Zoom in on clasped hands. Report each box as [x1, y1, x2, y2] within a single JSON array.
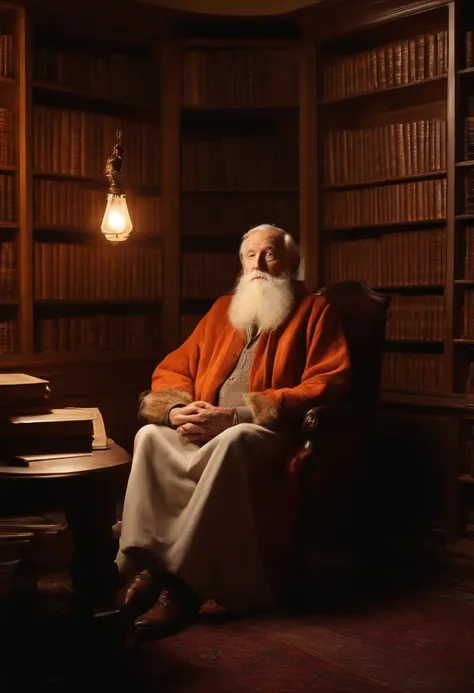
[[169, 401, 234, 443]]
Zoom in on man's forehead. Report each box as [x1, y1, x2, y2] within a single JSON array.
[[245, 230, 282, 248]]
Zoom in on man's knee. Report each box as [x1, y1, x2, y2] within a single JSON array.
[[217, 422, 267, 451], [133, 422, 170, 455], [134, 422, 158, 446]]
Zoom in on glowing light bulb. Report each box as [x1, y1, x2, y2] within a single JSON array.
[[101, 193, 133, 244]]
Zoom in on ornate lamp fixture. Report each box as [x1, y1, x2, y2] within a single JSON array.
[[101, 129, 133, 243]]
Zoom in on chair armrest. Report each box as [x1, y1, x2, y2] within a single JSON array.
[[289, 405, 333, 474], [301, 405, 331, 434]]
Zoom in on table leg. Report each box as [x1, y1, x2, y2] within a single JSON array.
[[65, 479, 120, 614]]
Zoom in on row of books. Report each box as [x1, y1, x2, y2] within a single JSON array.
[[33, 106, 160, 185], [322, 119, 447, 186], [0, 34, 13, 79], [181, 193, 299, 237], [0, 173, 15, 221], [181, 135, 298, 191], [386, 295, 445, 341], [0, 108, 14, 166], [464, 115, 474, 160], [322, 179, 447, 228], [322, 29, 448, 101], [33, 242, 162, 301], [182, 252, 241, 299], [183, 48, 298, 108], [381, 352, 444, 393], [33, 46, 156, 105], [466, 30, 474, 69], [463, 227, 474, 279], [323, 228, 446, 287], [464, 170, 474, 214], [0, 241, 15, 299], [33, 178, 161, 235], [37, 313, 160, 353], [460, 292, 474, 339], [0, 320, 15, 352]]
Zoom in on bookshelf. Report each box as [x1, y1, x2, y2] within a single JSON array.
[[0, 3, 163, 365], [178, 40, 301, 340], [454, 3, 474, 397], [316, 5, 451, 397], [304, 0, 474, 544], [30, 26, 162, 357], [0, 0, 168, 453]]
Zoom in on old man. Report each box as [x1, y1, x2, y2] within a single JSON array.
[[116, 223, 351, 637]]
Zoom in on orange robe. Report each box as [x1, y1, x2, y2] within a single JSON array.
[[145, 281, 351, 429]]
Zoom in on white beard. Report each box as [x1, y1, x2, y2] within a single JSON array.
[[228, 271, 295, 337]]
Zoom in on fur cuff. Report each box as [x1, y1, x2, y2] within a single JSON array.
[[243, 392, 278, 427], [138, 389, 192, 425]]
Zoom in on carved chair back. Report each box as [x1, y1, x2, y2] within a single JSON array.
[[315, 281, 390, 413], [290, 282, 391, 598]]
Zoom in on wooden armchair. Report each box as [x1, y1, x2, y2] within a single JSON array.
[[289, 281, 390, 596], [302, 280, 389, 447]]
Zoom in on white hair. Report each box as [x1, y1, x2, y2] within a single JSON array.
[[239, 224, 300, 278]]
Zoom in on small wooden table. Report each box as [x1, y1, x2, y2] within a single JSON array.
[[0, 441, 132, 612]]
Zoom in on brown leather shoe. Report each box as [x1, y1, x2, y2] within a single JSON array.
[[135, 581, 202, 639], [121, 570, 163, 622]]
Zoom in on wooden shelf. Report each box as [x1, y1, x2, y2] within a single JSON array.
[[33, 226, 161, 245], [454, 339, 474, 345], [0, 76, 16, 86], [32, 80, 157, 112], [380, 387, 449, 399], [0, 221, 18, 229], [33, 224, 94, 235], [456, 215, 474, 220], [0, 299, 17, 306], [318, 74, 447, 107], [321, 218, 447, 232], [458, 474, 474, 484], [0, 164, 16, 172], [374, 284, 444, 292], [34, 299, 162, 307], [454, 280, 474, 286], [32, 171, 159, 194], [183, 38, 300, 48], [456, 160, 474, 168], [385, 339, 445, 344], [458, 67, 474, 76], [181, 232, 242, 239], [182, 104, 297, 113], [380, 391, 467, 409], [0, 348, 159, 369], [321, 170, 446, 191], [182, 188, 298, 194]]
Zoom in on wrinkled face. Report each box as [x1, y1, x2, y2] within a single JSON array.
[[241, 229, 289, 278]]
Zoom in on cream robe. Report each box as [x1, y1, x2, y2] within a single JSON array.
[[116, 422, 294, 611]]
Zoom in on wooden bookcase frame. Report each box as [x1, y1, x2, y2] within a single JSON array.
[[176, 37, 304, 343], [0, 1, 165, 366]]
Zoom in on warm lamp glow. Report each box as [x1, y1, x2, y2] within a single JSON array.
[[101, 193, 133, 244], [102, 129, 133, 243]]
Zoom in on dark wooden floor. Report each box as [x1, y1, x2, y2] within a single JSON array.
[[3, 552, 474, 693]]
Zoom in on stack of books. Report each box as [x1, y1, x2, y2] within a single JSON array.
[[0, 373, 107, 466]]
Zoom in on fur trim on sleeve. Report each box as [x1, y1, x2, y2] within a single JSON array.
[[243, 392, 278, 428], [138, 389, 192, 425]]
